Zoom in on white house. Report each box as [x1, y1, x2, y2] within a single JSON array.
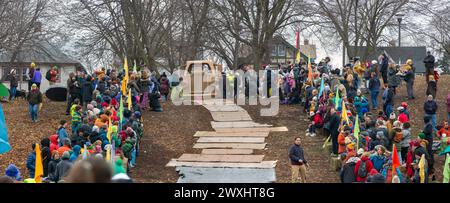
[[0, 41, 82, 93]]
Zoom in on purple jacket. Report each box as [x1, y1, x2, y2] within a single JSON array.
[[32, 70, 42, 84]]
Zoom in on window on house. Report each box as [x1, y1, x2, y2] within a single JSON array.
[[278, 45, 286, 56], [272, 46, 278, 57]]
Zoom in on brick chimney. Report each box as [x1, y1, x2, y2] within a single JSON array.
[[304, 39, 309, 45]]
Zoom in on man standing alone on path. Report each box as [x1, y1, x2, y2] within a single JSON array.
[[424, 51, 435, 83], [289, 137, 310, 183]]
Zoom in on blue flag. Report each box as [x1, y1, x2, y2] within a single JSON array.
[[318, 78, 324, 99], [0, 104, 11, 154]]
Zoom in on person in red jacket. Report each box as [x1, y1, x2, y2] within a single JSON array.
[[397, 107, 409, 124], [354, 152, 374, 183], [49, 134, 59, 152], [437, 121, 450, 138]]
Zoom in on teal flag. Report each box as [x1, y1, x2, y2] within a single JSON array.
[[0, 104, 11, 154]]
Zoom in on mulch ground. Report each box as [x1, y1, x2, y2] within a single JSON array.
[[0, 98, 70, 178], [0, 75, 449, 183]]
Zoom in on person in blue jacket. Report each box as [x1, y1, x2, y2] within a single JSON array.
[[26, 144, 36, 178], [370, 145, 387, 172]]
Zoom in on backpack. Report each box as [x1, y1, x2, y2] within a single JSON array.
[[45, 70, 51, 81], [393, 131, 403, 143], [358, 160, 368, 178]]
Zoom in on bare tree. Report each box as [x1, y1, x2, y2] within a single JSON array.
[[213, 0, 301, 70]]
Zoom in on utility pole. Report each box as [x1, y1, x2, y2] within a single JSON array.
[[396, 14, 405, 47]]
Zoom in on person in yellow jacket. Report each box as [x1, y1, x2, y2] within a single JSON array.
[[353, 59, 366, 89]]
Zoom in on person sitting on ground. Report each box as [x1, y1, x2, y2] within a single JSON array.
[[26, 144, 36, 178], [57, 138, 72, 156], [54, 151, 73, 183]]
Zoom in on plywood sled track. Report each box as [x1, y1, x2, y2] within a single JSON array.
[[167, 99, 288, 183]]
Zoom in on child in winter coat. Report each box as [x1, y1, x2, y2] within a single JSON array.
[[57, 120, 69, 147], [71, 106, 83, 135], [306, 112, 324, 137]]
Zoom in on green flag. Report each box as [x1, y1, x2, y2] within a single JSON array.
[[444, 154, 450, 183], [133, 60, 138, 73], [354, 115, 360, 149], [334, 89, 340, 110], [119, 96, 124, 123]]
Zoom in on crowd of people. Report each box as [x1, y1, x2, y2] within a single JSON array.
[[2, 51, 450, 183], [287, 52, 450, 183], [1, 61, 179, 183]]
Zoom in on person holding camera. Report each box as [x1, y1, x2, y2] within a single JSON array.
[[289, 137, 310, 183]]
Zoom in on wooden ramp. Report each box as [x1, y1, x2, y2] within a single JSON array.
[[194, 131, 270, 137], [167, 100, 288, 183]]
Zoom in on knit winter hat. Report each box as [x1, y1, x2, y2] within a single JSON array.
[[347, 142, 355, 150], [5, 164, 21, 181], [114, 159, 126, 175], [62, 151, 71, 160], [91, 101, 98, 108], [418, 132, 426, 139], [87, 104, 94, 111]]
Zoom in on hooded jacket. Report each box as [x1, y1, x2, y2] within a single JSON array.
[[70, 145, 82, 162], [340, 157, 360, 183], [50, 134, 59, 152], [55, 154, 73, 183], [354, 156, 374, 183]]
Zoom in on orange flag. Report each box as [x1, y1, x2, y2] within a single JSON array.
[[308, 56, 313, 83], [392, 145, 401, 178], [34, 144, 43, 183]]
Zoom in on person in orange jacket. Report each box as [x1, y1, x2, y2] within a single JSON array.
[[338, 126, 352, 154]]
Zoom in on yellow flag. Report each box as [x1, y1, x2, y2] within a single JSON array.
[[296, 50, 301, 64], [341, 100, 349, 124], [34, 144, 43, 183], [121, 79, 127, 96], [105, 148, 111, 161], [419, 154, 426, 183], [124, 57, 129, 82], [107, 116, 112, 143], [127, 89, 132, 110]]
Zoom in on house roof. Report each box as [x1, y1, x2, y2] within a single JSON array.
[[348, 46, 427, 73], [272, 35, 317, 59], [0, 40, 80, 65]]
